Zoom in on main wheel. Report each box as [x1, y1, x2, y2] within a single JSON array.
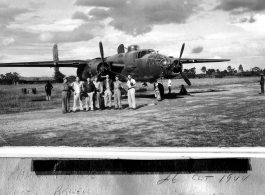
[[158, 83, 164, 99]]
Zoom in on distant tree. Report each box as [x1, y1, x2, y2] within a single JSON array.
[[183, 69, 190, 74], [0, 72, 20, 85], [189, 67, 196, 74], [0, 74, 5, 80], [206, 69, 215, 75], [201, 66, 206, 74], [251, 67, 261, 72], [238, 64, 244, 72], [54, 71, 65, 83], [216, 69, 220, 73], [227, 66, 232, 73]]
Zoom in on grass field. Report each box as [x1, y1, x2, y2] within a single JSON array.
[[0, 77, 260, 114]]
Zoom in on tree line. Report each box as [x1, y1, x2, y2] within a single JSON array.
[[0, 71, 66, 85], [183, 64, 265, 77]]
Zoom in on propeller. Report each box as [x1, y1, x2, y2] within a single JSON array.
[[98, 41, 128, 82], [96, 41, 106, 79], [99, 41, 104, 64], [180, 72, 191, 86], [176, 43, 191, 86]]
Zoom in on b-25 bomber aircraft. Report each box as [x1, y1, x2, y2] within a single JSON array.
[[0, 42, 230, 94]]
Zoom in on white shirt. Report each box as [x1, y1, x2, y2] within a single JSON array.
[[106, 79, 110, 90], [168, 79, 172, 87], [127, 78, 136, 89], [71, 81, 82, 94]]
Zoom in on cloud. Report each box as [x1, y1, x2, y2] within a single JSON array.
[[40, 22, 104, 43], [192, 46, 203, 53], [232, 15, 257, 23], [75, 0, 125, 8], [0, 55, 7, 61], [249, 16, 256, 23], [215, 0, 265, 13], [0, 28, 40, 46], [88, 8, 109, 20], [0, 3, 30, 27], [1, 37, 15, 45], [72, 11, 89, 21], [239, 17, 248, 23], [28, 2, 46, 9], [75, 0, 201, 36]]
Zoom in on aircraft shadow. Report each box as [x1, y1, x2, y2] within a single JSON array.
[[188, 89, 229, 94], [122, 103, 149, 110], [31, 99, 47, 102], [136, 93, 184, 99]]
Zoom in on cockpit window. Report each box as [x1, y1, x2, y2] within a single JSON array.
[[137, 50, 156, 58]]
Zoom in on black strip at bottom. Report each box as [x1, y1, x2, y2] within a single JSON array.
[[32, 158, 251, 175]]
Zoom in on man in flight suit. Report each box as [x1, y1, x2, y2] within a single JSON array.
[[102, 75, 114, 110], [71, 76, 83, 113], [83, 77, 95, 111], [127, 75, 136, 109]]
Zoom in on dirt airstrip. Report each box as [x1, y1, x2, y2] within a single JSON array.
[[0, 83, 265, 147]]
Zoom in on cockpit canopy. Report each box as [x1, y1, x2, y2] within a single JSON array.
[[136, 49, 156, 58], [127, 45, 140, 52]]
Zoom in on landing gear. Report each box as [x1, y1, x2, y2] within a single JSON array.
[[158, 83, 164, 99], [154, 79, 165, 101]]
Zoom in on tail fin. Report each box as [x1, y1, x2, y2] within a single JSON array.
[[53, 44, 59, 72], [117, 44, 125, 54]]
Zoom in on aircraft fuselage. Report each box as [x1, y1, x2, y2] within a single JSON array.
[[105, 47, 176, 82]]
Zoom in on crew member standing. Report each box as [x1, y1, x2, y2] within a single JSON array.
[[71, 76, 83, 113], [114, 76, 124, 110], [93, 77, 103, 110], [61, 77, 74, 114], [168, 79, 172, 94], [102, 75, 113, 110], [260, 73, 264, 95], [127, 75, 136, 109], [83, 77, 95, 111], [154, 80, 161, 101], [45, 80, 53, 101]]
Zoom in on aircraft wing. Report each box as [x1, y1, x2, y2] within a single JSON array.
[[179, 58, 230, 64], [0, 60, 88, 68]]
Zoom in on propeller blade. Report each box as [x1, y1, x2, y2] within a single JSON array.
[[177, 43, 185, 65], [99, 41, 104, 63], [180, 72, 191, 86]]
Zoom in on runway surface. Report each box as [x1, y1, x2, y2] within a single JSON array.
[[1, 83, 265, 147]]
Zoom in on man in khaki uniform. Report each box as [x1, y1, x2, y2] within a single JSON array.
[[114, 76, 124, 110], [71, 76, 83, 113], [61, 77, 74, 114]]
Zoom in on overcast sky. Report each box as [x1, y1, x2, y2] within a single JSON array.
[[1, 0, 265, 76]]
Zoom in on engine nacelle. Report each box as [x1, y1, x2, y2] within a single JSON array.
[[172, 60, 183, 74], [77, 59, 110, 81]]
